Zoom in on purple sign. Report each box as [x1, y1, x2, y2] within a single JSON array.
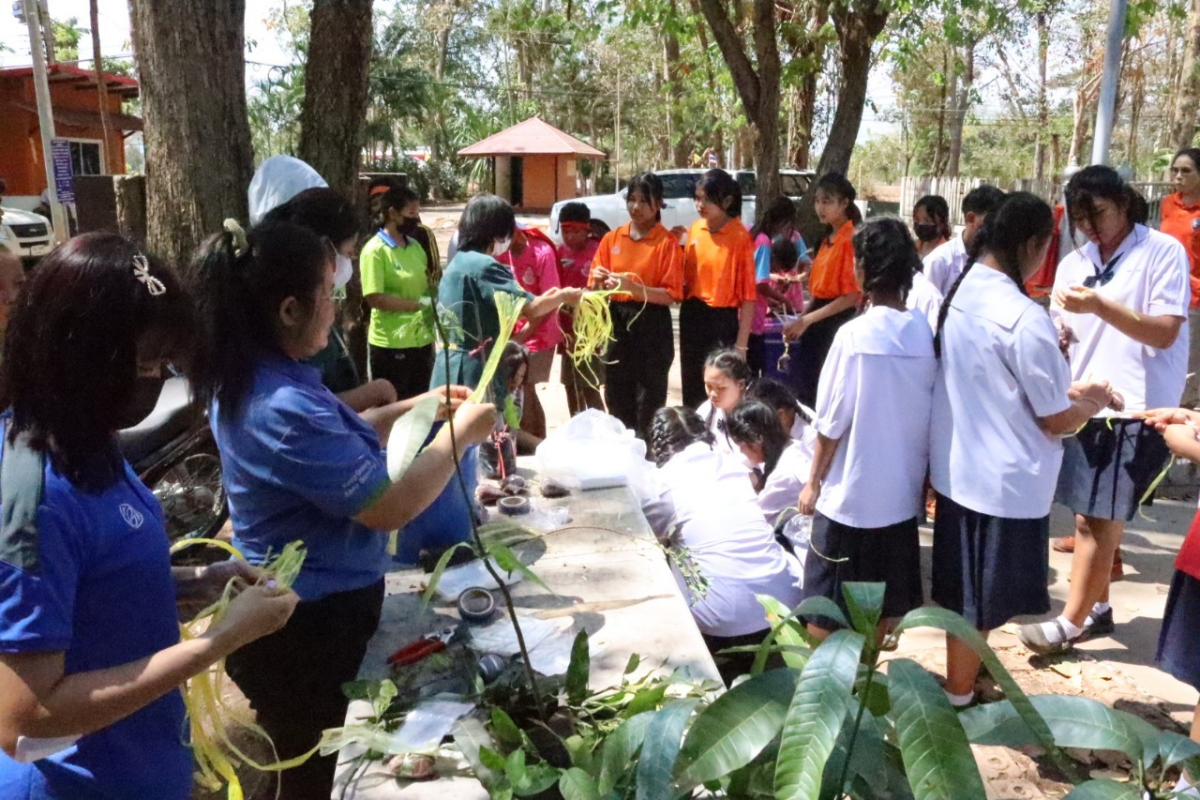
[[49, 138, 75, 204]]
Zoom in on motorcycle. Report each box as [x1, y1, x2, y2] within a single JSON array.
[[118, 376, 227, 543]]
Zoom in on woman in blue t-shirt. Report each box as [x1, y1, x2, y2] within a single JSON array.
[[190, 220, 497, 799], [0, 233, 298, 800]]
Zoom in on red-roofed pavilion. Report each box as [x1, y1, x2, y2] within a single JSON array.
[[458, 116, 605, 211]]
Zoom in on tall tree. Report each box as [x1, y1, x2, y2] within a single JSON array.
[[298, 0, 374, 194], [1170, 0, 1200, 149], [694, 0, 783, 204], [129, 0, 253, 271]]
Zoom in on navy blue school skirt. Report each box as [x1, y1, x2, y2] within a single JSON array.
[[931, 494, 1051, 631], [1157, 569, 1200, 692], [1056, 419, 1170, 522], [803, 512, 923, 629]]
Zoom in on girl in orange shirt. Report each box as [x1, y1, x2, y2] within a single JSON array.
[[785, 172, 863, 406], [1159, 147, 1200, 309], [680, 169, 758, 408], [592, 173, 685, 438]]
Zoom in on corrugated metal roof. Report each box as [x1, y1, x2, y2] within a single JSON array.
[[458, 116, 605, 158]]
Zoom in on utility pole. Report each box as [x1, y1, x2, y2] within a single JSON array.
[[614, 66, 621, 193], [20, 0, 68, 242], [1090, 0, 1128, 166]]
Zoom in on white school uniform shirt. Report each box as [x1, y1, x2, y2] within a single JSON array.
[[645, 442, 804, 638], [695, 401, 738, 457], [758, 432, 816, 529], [906, 268, 944, 334], [1052, 225, 1190, 413], [931, 266, 1073, 518], [923, 235, 969, 296], [813, 305, 936, 528]]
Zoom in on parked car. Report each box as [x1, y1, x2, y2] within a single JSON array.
[[0, 207, 53, 267], [549, 168, 814, 239]]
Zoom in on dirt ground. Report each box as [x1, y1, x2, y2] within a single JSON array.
[[196, 204, 1199, 797]]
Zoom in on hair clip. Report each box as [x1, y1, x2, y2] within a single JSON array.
[[132, 253, 166, 296], [223, 218, 249, 256]]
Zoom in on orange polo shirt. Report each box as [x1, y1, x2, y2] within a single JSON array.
[[809, 220, 860, 301], [1159, 192, 1200, 308], [683, 218, 757, 308], [590, 222, 684, 303]]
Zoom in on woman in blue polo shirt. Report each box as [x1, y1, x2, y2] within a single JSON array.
[[191, 220, 496, 799], [0, 232, 298, 800]]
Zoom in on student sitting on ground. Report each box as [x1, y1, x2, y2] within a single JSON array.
[[643, 406, 803, 687], [695, 348, 751, 457]]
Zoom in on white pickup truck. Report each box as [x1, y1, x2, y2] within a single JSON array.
[[549, 168, 814, 238], [0, 207, 54, 266]]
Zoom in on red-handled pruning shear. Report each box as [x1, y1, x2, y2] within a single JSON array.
[[387, 627, 456, 667]]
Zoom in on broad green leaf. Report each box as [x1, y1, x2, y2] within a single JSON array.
[[1061, 778, 1143, 799], [886, 659, 986, 800], [622, 683, 669, 718], [774, 629, 865, 799], [468, 291, 527, 404], [820, 698, 887, 799], [959, 696, 1144, 762], [1150, 728, 1200, 778], [491, 707, 523, 749], [514, 762, 562, 797], [752, 595, 848, 674], [675, 668, 798, 788], [624, 653, 641, 675], [479, 745, 508, 772], [893, 607, 1054, 749], [757, 594, 814, 669], [598, 712, 654, 795], [506, 748, 528, 790], [420, 542, 474, 609], [841, 582, 885, 638], [559, 767, 601, 800], [386, 395, 441, 480], [636, 700, 699, 800], [490, 543, 554, 594], [565, 735, 597, 772], [566, 630, 591, 707]]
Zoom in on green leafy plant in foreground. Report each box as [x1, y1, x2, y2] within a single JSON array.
[[448, 582, 1199, 799]]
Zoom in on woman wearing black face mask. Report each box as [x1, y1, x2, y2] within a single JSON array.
[[912, 195, 952, 259], [360, 187, 438, 400]]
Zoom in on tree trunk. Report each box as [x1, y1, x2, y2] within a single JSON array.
[[129, 0, 253, 272], [814, 1, 888, 178], [946, 40, 974, 178], [1034, 11, 1049, 180], [663, 5, 689, 167], [1171, 0, 1200, 150], [695, 0, 782, 205], [1069, 74, 1100, 167], [933, 46, 950, 175], [298, 0, 373, 195], [787, 0, 828, 170], [89, 0, 111, 156]]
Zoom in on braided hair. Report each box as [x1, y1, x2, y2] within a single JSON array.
[[727, 400, 791, 478], [649, 406, 715, 467], [934, 191, 1054, 357], [850, 216, 919, 304]]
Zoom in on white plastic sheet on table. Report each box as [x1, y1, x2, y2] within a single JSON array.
[[535, 409, 655, 498]]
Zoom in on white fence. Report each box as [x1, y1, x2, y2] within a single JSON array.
[[899, 176, 1173, 228]]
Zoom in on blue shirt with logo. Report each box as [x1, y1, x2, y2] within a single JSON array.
[[0, 432, 192, 800], [212, 354, 391, 601]]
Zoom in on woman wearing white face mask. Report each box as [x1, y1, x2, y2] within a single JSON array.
[[433, 194, 583, 399]]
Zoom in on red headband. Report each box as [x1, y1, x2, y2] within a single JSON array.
[[560, 221, 591, 231], [369, 185, 390, 197]]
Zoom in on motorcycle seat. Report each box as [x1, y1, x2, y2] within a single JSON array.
[[118, 377, 206, 467]]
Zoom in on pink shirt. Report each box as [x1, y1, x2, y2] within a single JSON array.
[[557, 240, 600, 289], [501, 237, 563, 352]]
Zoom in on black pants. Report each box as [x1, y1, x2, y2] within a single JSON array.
[[226, 580, 385, 800], [605, 302, 674, 439], [702, 628, 784, 688], [369, 343, 435, 402], [678, 298, 740, 409], [791, 299, 856, 408]]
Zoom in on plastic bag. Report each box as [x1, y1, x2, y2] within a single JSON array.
[[433, 557, 525, 601], [388, 699, 476, 754], [535, 409, 655, 498]]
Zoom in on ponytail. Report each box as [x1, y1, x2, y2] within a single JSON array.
[[727, 400, 790, 478], [814, 171, 861, 226], [189, 220, 331, 412]]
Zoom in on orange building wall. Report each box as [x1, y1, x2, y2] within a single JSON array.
[[0, 74, 128, 196], [517, 154, 583, 210]]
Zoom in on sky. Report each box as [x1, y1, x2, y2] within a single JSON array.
[[1, 0, 292, 70]]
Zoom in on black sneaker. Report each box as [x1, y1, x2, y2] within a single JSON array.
[[1084, 607, 1115, 637]]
